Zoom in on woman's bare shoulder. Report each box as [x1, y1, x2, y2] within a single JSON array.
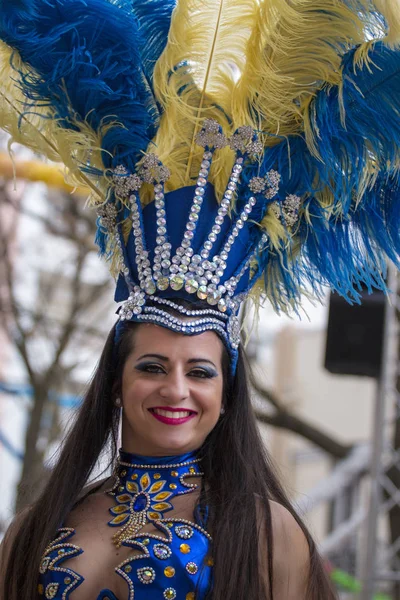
[[258, 499, 310, 599], [269, 500, 310, 564]]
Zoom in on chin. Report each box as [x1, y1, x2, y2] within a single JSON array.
[[151, 434, 200, 454]]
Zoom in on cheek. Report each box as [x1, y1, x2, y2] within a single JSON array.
[[196, 382, 223, 419], [122, 376, 154, 406]]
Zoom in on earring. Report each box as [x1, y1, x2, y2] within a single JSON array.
[[115, 397, 122, 408], [220, 406, 225, 415]]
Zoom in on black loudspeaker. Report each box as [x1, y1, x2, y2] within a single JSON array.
[[324, 289, 386, 378]]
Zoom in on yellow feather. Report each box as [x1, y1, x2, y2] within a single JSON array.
[[0, 41, 114, 203], [150, 0, 258, 200], [232, 0, 391, 138], [374, 0, 400, 46]]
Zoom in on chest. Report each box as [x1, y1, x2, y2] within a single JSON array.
[[38, 493, 212, 600]]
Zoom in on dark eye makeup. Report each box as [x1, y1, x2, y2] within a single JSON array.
[[135, 362, 218, 378]]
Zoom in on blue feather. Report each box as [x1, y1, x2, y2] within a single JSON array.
[[0, 0, 176, 259], [241, 41, 400, 311], [130, 0, 176, 86], [310, 42, 400, 212], [0, 0, 160, 171]]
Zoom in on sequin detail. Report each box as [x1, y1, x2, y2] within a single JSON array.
[[137, 566, 156, 584], [175, 525, 194, 539], [108, 454, 202, 547]]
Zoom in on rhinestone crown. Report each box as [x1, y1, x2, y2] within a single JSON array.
[[97, 119, 301, 354]]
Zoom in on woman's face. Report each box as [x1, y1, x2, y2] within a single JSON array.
[[120, 324, 225, 456]]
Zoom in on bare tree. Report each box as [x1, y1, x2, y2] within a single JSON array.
[[0, 181, 112, 510]]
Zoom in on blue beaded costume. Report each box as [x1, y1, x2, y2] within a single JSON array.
[[38, 452, 212, 600]]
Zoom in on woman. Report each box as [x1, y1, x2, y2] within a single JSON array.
[[0, 0, 399, 598], [1, 317, 335, 599]]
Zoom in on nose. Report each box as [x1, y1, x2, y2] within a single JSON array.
[[158, 367, 189, 403]]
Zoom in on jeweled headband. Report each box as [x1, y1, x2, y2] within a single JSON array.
[[0, 0, 399, 375]]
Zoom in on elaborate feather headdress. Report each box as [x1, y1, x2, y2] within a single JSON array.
[[0, 0, 399, 369]]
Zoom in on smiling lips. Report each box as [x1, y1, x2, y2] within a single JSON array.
[[149, 406, 197, 426]]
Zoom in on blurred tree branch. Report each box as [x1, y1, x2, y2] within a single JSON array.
[[251, 373, 353, 460], [0, 181, 112, 510]]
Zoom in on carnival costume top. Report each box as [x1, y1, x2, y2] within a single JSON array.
[[0, 0, 400, 596], [37, 450, 211, 600]]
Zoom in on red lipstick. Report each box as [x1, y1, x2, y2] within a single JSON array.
[[148, 406, 197, 426]]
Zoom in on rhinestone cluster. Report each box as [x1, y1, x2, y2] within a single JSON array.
[[96, 203, 127, 276], [270, 193, 301, 228], [195, 118, 228, 149], [229, 125, 263, 156], [249, 169, 281, 199], [137, 566, 156, 584]]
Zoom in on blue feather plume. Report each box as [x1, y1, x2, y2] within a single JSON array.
[[0, 0, 175, 260], [0, 0, 161, 171], [130, 0, 176, 86], [242, 41, 400, 310]]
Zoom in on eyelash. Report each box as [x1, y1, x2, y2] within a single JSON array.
[[136, 364, 215, 379]]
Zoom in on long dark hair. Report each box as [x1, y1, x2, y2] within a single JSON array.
[[2, 320, 337, 599]]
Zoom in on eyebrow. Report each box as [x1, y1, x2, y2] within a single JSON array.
[[136, 354, 218, 369]]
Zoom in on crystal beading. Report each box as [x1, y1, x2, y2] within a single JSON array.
[[130, 196, 151, 291], [153, 183, 170, 286], [169, 149, 213, 279], [135, 311, 233, 349], [211, 196, 258, 289], [249, 169, 281, 199], [224, 234, 268, 299], [150, 296, 229, 319], [195, 156, 243, 266], [270, 194, 301, 228], [97, 203, 126, 279]]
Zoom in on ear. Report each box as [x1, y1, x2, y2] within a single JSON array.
[[111, 379, 121, 403]]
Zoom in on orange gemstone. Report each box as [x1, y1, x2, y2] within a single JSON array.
[[164, 566, 175, 578], [186, 562, 198, 574], [152, 502, 170, 511], [116, 494, 131, 503], [111, 514, 128, 524], [154, 492, 172, 501], [206, 557, 214, 566], [171, 471, 178, 477], [126, 481, 138, 492], [112, 504, 128, 514], [186, 594, 195, 600], [38, 584, 44, 595], [154, 473, 161, 479], [169, 483, 177, 490], [141, 474, 150, 490], [148, 511, 161, 520], [180, 543, 190, 554], [149, 481, 164, 493]]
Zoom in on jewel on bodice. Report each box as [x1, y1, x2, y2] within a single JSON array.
[[108, 451, 203, 548]]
